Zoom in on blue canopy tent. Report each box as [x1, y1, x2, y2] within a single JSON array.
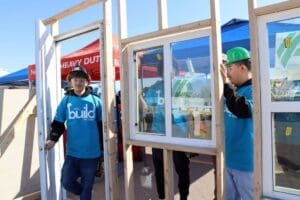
[[221, 18, 250, 52], [0, 68, 28, 86]]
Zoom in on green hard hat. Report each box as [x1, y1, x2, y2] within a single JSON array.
[[226, 47, 250, 65]]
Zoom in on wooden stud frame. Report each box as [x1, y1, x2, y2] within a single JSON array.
[[248, 0, 300, 200], [42, 0, 103, 25], [37, 1, 119, 200], [102, 0, 119, 199], [36, 19, 64, 200], [118, 0, 223, 199]]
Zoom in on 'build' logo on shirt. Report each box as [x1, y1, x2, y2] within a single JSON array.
[[67, 103, 95, 120], [155, 90, 164, 105]]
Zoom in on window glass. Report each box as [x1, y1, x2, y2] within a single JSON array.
[[267, 18, 300, 101], [272, 112, 300, 194], [170, 37, 212, 139], [135, 47, 165, 135]]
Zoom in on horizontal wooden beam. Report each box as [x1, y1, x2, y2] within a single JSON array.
[[122, 19, 211, 45], [54, 20, 102, 43], [126, 139, 216, 155], [254, 0, 300, 16], [14, 191, 41, 200], [43, 0, 102, 25]]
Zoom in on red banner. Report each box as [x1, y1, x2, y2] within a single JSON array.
[[28, 64, 36, 81], [28, 36, 120, 81]]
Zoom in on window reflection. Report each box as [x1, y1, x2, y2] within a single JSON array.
[[136, 47, 165, 135], [134, 36, 212, 140], [267, 18, 300, 101], [273, 113, 300, 194], [171, 37, 212, 139]]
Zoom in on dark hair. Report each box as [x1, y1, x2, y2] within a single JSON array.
[[67, 66, 91, 82], [234, 59, 251, 71]]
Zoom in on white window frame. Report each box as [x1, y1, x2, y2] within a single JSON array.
[[127, 28, 216, 148], [258, 7, 300, 199]]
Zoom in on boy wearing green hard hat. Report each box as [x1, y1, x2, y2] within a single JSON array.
[[220, 47, 253, 200]]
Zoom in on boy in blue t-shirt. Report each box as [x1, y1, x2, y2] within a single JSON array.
[[220, 47, 253, 200], [45, 66, 103, 200]]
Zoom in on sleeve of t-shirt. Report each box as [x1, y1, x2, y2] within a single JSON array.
[[54, 96, 68, 123], [224, 83, 252, 118]]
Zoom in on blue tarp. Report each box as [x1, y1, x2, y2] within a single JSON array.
[[221, 18, 250, 52], [0, 68, 28, 85]]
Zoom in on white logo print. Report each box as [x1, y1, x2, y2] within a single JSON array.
[[156, 90, 164, 105], [67, 103, 95, 120]]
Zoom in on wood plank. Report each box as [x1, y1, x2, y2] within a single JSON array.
[[122, 47, 135, 200], [0, 128, 14, 157], [50, 21, 65, 200], [50, 21, 59, 36], [126, 139, 216, 155], [54, 20, 102, 43], [14, 191, 41, 200], [118, 0, 128, 39], [163, 149, 174, 200], [122, 19, 211, 45], [191, 157, 214, 165], [102, 1, 119, 199], [248, 1, 263, 199], [254, 0, 300, 16], [210, 0, 224, 199], [43, 0, 102, 25], [123, 143, 134, 200], [158, 0, 168, 30]]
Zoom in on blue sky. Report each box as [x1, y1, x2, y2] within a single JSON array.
[[0, 0, 281, 74]]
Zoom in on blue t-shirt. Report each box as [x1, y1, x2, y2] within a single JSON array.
[[144, 80, 188, 136], [224, 84, 253, 172], [144, 81, 165, 134], [54, 94, 102, 158], [172, 109, 188, 137]]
